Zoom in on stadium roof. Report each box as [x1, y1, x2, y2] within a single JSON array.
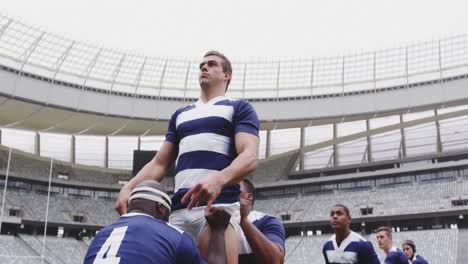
[[1, 13, 468, 135]]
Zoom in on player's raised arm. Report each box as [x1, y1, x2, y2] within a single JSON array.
[[115, 141, 177, 215], [204, 207, 232, 264]]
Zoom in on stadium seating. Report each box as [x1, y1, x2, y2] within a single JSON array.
[[367, 229, 458, 264], [0, 235, 42, 264], [285, 235, 327, 264], [285, 229, 457, 264], [254, 178, 468, 222]]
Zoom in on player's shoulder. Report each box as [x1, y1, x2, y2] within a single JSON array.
[[349, 231, 367, 241], [249, 210, 280, 224], [414, 255, 429, 264], [322, 236, 335, 249], [173, 103, 197, 116], [386, 248, 407, 262], [213, 97, 253, 108]]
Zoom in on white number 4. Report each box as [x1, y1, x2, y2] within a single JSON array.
[[93, 226, 128, 264]]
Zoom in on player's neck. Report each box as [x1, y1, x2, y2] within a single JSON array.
[[383, 243, 393, 254], [335, 228, 351, 246], [200, 85, 226, 103]]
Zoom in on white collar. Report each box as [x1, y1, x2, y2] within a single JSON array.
[[121, 212, 154, 219], [332, 231, 356, 250]]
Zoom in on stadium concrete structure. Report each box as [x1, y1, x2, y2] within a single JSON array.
[[0, 13, 468, 263]]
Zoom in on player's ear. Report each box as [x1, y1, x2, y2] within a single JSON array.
[[224, 71, 231, 82], [247, 193, 254, 202], [157, 203, 170, 220]]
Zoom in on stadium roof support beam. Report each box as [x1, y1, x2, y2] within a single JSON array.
[[46, 41, 75, 104], [0, 148, 12, 234], [39, 48, 103, 134], [404, 46, 410, 108], [299, 127, 305, 170], [435, 109, 443, 153], [183, 61, 191, 102], [333, 123, 338, 166], [438, 40, 446, 105], [372, 51, 377, 109], [35, 132, 40, 156], [275, 62, 281, 120], [265, 130, 271, 158], [5, 40, 77, 130], [109, 57, 148, 136], [399, 114, 407, 158], [77, 48, 102, 110], [104, 136, 109, 168], [6, 31, 44, 100], [366, 119, 372, 162], [71, 135, 76, 164], [310, 59, 314, 96], [155, 59, 168, 119], [41, 158, 54, 261], [105, 54, 126, 116], [241, 63, 247, 99]]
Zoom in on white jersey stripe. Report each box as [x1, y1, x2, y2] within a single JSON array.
[[176, 104, 234, 128], [174, 168, 219, 191], [178, 133, 231, 156]]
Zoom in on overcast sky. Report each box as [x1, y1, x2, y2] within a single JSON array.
[[1, 0, 467, 60]]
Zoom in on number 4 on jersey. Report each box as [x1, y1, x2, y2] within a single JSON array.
[[93, 226, 128, 264]]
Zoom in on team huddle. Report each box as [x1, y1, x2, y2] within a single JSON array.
[[84, 51, 429, 264]]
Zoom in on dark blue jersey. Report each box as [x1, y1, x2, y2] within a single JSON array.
[[166, 96, 259, 210], [239, 210, 286, 264], [384, 247, 409, 264], [84, 213, 206, 264], [322, 231, 380, 264], [411, 254, 429, 264]]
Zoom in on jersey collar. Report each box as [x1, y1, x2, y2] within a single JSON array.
[[195, 96, 228, 106], [121, 212, 154, 219]]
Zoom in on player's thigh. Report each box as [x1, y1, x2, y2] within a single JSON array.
[[199, 223, 238, 264]]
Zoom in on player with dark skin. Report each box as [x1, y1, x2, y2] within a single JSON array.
[[322, 205, 379, 264], [239, 180, 285, 264], [87, 181, 230, 264], [330, 205, 352, 247]]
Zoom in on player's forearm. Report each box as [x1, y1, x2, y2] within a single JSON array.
[[207, 228, 227, 264], [124, 161, 167, 190], [240, 218, 284, 264], [218, 150, 257, 188]]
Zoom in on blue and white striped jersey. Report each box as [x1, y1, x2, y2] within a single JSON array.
[[384, 247, 410, 264], [322, 231, 380, 264], [411, 254, 429, 264], [239, 210, 286, 264], [165, 96, 259, 210]]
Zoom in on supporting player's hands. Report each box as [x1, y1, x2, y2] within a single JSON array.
[[115, 185, 131, 215], [240, 195, 253, 221], [204, 207, 231, 231], [181, 176, 223, 210]]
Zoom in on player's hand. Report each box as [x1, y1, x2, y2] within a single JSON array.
[[115, 185, 131, 215], [204, 207, 231, 231], [239, 195, 253, 220], [181, 177, 223, 210]]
